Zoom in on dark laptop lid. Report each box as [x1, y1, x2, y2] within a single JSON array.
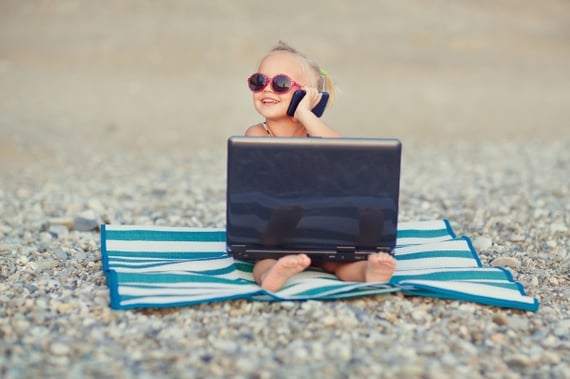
[[226, 136, 402, 255]]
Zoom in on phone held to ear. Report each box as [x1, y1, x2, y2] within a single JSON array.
[[286, 90, 329, 117]]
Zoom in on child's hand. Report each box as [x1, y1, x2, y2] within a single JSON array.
[[293, 87, 322, 119], [292, 87, 340, 138]]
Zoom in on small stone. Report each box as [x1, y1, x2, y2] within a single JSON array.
[[322, 315, 336, 327], [39, 232, 53, 243], [48, 224, 69, 238], [542, 351, 561, 365], [73, 210, 100, 231], [472, 236, 492, 251], [548, 277, 559, 286], [87, 198, 106, 213], [16, 256, 29, 265], [0, 243, 19, 253], [508, 315, 529, 329], [550, 223, 568, 234], [491, 256, 521, 269], [505, 354, 532, 368], [50, 342, 71, 356], [510, 234, 526, 242], [73, 250, 88, 261], [492, 313, 508, 326], [48, 217, 74, 230], [553, 319, 570, 337], [54, 249, 68, 260], [0, 225, 12, 234]]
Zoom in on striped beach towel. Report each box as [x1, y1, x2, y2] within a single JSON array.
[[100, 220, 539, 312]]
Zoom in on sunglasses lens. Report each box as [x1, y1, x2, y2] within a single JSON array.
[[248, 73, 267, 92], [272, 75, 292, 93]]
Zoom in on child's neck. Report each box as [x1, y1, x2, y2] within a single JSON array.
[[265, 119, 307, 137]]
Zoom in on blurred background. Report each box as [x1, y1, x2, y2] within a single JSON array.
[[1, 0, 569, 165]]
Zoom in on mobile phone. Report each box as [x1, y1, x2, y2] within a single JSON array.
[[286, 90, 329, 117]]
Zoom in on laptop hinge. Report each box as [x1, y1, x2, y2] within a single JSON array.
[[336, 246, 356, 254]]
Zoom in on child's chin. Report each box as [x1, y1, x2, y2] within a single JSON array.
[[261, 109, 286, 118]]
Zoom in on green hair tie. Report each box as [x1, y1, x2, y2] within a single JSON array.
[[320, 69, 328, 77]]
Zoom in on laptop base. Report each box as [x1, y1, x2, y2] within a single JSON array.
[[229, 246, 394, 262]]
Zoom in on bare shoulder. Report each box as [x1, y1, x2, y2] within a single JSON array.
[[245, 123, 268, 136]]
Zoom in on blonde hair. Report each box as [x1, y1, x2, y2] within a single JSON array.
[[268, 41, 336, 102]]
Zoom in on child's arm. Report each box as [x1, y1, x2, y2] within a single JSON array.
[[294, 87, 340, 138]]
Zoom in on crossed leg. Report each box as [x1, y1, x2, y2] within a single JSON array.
[[319, 252, 396, 282]]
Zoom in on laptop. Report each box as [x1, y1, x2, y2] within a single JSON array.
[[226, 136, 402, 262]]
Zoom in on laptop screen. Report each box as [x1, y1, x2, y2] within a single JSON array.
[[226, 137, 401, 253]]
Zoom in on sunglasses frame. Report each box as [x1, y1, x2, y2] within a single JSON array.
[[247, 73, 303, 94]]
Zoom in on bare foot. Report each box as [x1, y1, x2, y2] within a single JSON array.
[[365, 252, 396, 282], [260, 254, 311, 292]]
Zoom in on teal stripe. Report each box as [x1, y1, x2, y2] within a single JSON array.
[[110, 264, 237, 278], [391, 269, 509, 283], [468, 281, 523, 291], [105, 229, 226, 242], [106, 251, 227, 260], [395, 250, 475, 261], [105, 270, 121, 309], [100, 224, 109, 271], [443, 219, 457, 238], [396, 228, 452, 239], [192, 265, 237, 276], [319, 287, 401, 299], [110, 262, 189, 270], [234, 261, 254, 273]]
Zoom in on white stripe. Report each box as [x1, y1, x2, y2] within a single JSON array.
[[395, 257, 479, 271], [106, 225, 224, 233], [397, 220, 449, 231], [112, 260, 236, 273], [394, 267, 498, 276], [395, 239, 471, 255], [275, 279, 392, 298], [396, 237, 453, 246]]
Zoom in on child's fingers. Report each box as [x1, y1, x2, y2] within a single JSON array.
[[301, 87, 321, 108]]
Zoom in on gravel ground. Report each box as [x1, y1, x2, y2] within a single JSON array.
[[1, 138, 568, 379], [1, 1, 569, 378]]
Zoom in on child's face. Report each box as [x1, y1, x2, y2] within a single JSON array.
[[252, 51, 314, 120]]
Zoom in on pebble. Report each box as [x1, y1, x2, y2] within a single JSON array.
[[510, 234, 526, 242], [49, 217, 75, 230], [472, 236, 492, 251], [490, 256, 522, 269], [50, 342, 71, 356], [0, 225, 12, 234], [550, 223, 568, 234], [49, 224, 69, 238], [504, 354, 532, 368], [492, 313, 508, 326], [73, 210, 100, 231]]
